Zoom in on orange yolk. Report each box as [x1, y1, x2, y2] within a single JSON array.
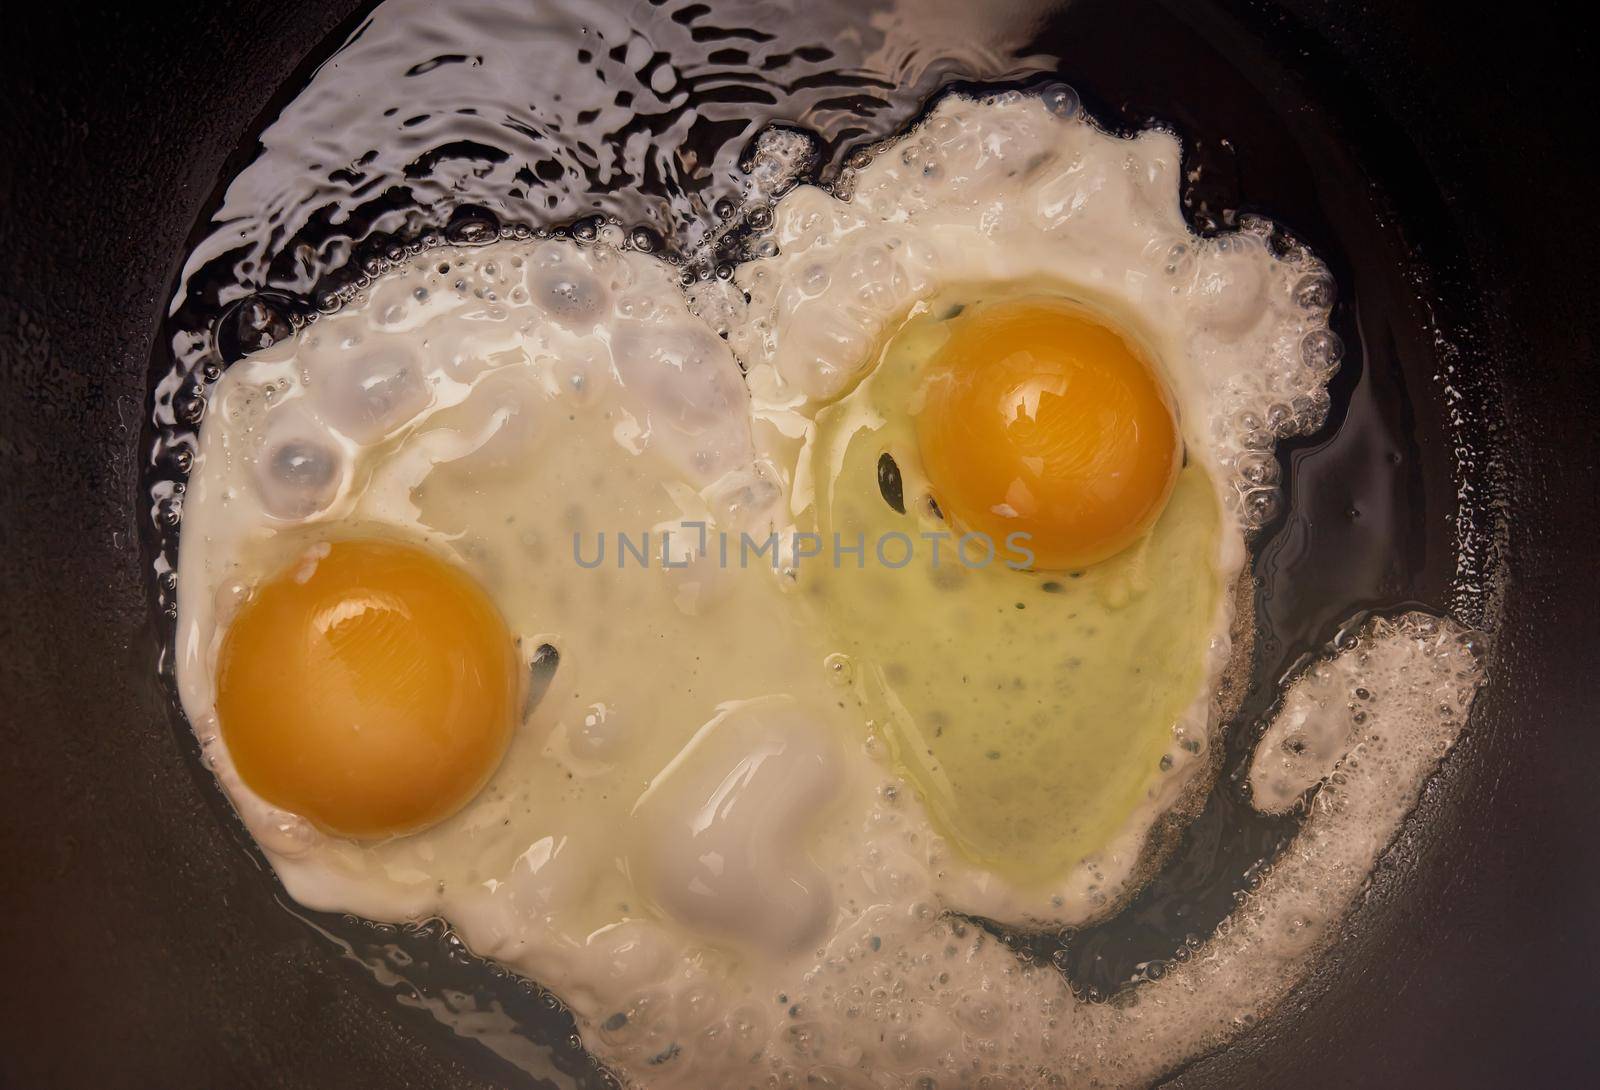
[[216, 539, 519, 839], [914, 298, 1181, 571]]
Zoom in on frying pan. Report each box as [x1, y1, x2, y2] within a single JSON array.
[[2, 1, 1596, 1087]]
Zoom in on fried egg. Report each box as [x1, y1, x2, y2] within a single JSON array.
[[720, 90, 1341, 923], [173, 89, 1482, 1088], [176, 235, 865, 944]]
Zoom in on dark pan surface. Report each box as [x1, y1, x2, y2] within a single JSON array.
[[2, 2, 1596, 1087]]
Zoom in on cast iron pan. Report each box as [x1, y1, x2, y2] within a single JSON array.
[[2, 1, 1596, 1087]]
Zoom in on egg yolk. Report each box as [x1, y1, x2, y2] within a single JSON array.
[[216, 539, 519, 839], [914, 298, 1181, 571]]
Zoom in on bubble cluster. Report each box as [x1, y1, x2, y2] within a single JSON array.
[[186, 238, 759, 548]]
